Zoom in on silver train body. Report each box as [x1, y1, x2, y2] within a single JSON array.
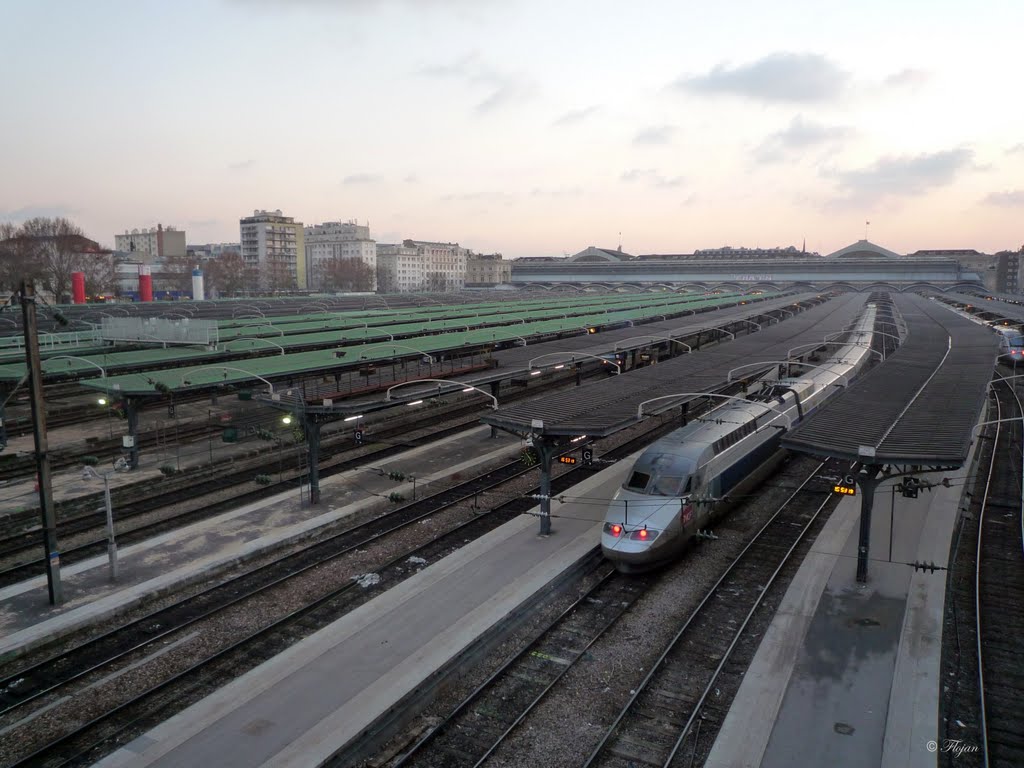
[[602, 309, 878, 572], [995, 326, 1024, 365]]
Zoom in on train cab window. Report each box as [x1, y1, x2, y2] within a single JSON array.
[[647, 454, 697, 496], [626, 471, 652, 491], [654, 475, 691, 496]]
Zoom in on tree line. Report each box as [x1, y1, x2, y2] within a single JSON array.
[[0, 217, 111, 301]]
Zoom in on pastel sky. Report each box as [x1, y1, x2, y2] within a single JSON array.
[[3, 0, 1022, 257]]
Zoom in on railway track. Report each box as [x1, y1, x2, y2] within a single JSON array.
[[0, 418, 215, 479], [389, 565, 654, 768], [0, 410, 682, 766], [0, 414, 479, 583], [942, 376, 1024, 768], [581, 463, 834, 768], [0, 364, 632, 578]]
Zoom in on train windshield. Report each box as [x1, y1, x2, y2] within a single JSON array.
[[1004, 332, 1024, 347], [625, 453, 696, 496]]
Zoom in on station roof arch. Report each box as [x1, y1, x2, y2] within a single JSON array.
[[825, 239, 903, 259]]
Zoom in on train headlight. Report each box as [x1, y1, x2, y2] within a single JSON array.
[[605, 523, 622, 537], [628, 527, 658, 542]]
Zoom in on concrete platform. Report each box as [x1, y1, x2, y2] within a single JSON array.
[[705, 434, 980, 768], [0, 425, 523, 663], [93, 454, 631, 767]]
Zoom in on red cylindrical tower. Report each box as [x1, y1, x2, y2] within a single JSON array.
[[71, 272, 86, 304], [138, 265, 153, 302]]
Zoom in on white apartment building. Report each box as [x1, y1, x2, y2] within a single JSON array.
[[304, 220, 376, 290], [376, 243, 423, 293], [113, 224, 186, 263], [240, 209, 306, 290], [375, 239, 468, 292]]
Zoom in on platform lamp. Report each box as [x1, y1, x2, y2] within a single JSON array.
[[81, 459, 129, 581]]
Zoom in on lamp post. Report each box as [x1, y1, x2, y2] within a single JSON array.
[[82, 464, 123, 580]]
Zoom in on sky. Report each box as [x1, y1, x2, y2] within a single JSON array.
[[2, 0, 1022, 258]]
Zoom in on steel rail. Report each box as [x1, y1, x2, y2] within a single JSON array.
[[583, 462, 828, 768], [391, 567, 649, 768], [6, 409, 687, 766], [973, 378, 1021, 768]]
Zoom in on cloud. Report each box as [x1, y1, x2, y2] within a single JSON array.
[[984, 189, 1024, 207], [633, 125, 675, 146], [418, 52, 535, 114], [343, 173, 382, 185], [620, 169, 684, 188], [884, 68, 930, 88], [475, 80, 534, 114], [419, 52, 480, 78], [0, 204, 78, 223], [404, 174, 419, 183], [1006, 143, 1024, 155], [829, 148, 974, 204], [675, 52, 848, 103], [440, 191, 515, 204], [753, 115, 852, 163], [530, 186, 583, 198], [552, 105, 600, 127], [227, 159, 255, 171]]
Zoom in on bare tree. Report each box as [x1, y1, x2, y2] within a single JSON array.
[[0, 222, 44, 291], [264, 255, 296, 292], [314, 257, 374, 292], [315, 259, 376, 294], [158, 253, 194, 294], [204, 251, 248, 297], [426, 271, 447, 292], [80, 253, 115, 298], [376, 261, 397, 293], [1, 217, 106, 301]]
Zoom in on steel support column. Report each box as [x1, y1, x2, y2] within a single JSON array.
[[20, 280, 63, 605], [535, 439, 556, 536], [855, 465, 883, 583]]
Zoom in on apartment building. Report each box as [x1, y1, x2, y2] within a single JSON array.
[[375, 243, 422, 293], [304, 220, 376, 290], [113, 224, 186, 263], [466, 253, 511, 286], [376, 239, 468, 292], [240, 209, 306, 290], [187, 242, 242, 262]]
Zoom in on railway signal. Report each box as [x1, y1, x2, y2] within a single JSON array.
[[901, 477, 920, 498], [833, 475, 857, 496], [582, 447, 594, 466], [354, 428, 364, 446]]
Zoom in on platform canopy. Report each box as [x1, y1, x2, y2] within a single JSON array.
[[939, 292, 1024, 326], [782, 293, 998, 466], [482, 293, 870, 438]]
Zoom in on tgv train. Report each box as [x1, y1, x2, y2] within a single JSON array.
[[601, 309, 879, 572], [995, 326, 1024, 365]]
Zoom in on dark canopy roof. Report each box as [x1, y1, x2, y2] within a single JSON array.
[[782, 293, 997, 466]]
